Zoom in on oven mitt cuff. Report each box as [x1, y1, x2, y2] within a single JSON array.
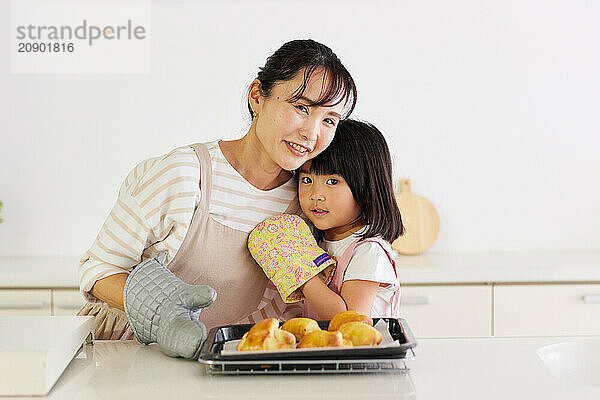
[[123, 254, 217, 360], [248, 214, 336, 303]]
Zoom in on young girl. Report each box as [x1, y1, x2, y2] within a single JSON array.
[[298, 119, 404, 319]]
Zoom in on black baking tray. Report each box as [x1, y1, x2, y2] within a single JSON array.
[[199, 318, 417, 362]]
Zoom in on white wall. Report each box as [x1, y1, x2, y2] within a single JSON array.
[[1, 0, 599, 256]]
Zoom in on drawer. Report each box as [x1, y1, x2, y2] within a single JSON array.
[[399, 285, 492, 338], [52, 289, 85, 316], [494, 284, 600, 337], [0, 289, 52, 316]]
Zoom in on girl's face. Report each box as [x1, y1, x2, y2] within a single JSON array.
[[298, 161, 363, 241], [249, 68, 345, 171]]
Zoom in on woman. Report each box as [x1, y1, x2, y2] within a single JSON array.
[[77, 39, 357, 359]]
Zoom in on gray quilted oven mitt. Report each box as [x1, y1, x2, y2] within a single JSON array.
[[123, 254, 217, 360]]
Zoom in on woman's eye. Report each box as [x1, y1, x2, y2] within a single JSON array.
[[301, 176, 312, 184], [295, 105, 309, 114], [324, 118, 336, 126], [326, 178, 338, 185]]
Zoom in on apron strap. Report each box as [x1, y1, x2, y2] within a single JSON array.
[[306, 237, 401, 318], [189, 142, 213, 212]]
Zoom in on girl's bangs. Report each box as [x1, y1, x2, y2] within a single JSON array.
[[308, 142, 344, 177]]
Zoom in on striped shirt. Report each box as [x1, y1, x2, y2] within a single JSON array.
[[78, 141, 298, 304], [208, 143, 297, 231]]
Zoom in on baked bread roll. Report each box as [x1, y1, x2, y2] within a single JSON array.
[[236, 318, 296, 351], [280, 318, 321, 342], [297, 330, 352, 349], [337, 321, 383, 346], [328, 311, 373, 332]]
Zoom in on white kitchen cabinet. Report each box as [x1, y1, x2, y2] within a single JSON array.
[[52, 289, 85, 316], [1, 253, 599, 338], [399, 285, 492, 338], [0, 289, 52, 316], [494, 284, 600, 337]]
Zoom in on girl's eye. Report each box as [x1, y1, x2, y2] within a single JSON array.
[[324, 118, 336, 126], [326, 178, 338, 185], [295, 104, 309, 114], [301, 176, 312, 184]]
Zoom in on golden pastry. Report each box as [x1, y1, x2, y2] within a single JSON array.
[[280, 318, 321, 342], [297, 330, 352, 349], [328, 310, 373, 332], [236, 318, 296, 351], [337, 321, 383, 346]]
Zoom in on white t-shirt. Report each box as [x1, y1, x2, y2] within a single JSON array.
[[320, 232, 399, 318]]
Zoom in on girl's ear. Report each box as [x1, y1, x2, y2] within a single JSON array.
[[248, 79, 264, 117]]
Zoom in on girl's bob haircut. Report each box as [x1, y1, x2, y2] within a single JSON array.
[[307, 119, 404, 243]]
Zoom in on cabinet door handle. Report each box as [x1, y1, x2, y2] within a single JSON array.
[[401, 296, 430, 306], [0, 301, 46, 310], [56, 302, 84, 310], [582, 295, 600, 304]]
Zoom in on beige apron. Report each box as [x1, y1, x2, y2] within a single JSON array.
[[78, 142, 300, 340]]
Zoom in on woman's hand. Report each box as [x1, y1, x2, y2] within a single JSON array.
[[123, 256, 217, 360], [90, 273, 128, 311]]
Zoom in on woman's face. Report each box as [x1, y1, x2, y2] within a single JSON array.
[[250, 68, 346, 171]]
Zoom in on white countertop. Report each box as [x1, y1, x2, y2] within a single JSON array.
[[0, 256, 81, 288], [4, 336, 598, 400], [394, 251, 600, 284], [0, 316, 94, 396], [1, 251, 599, 289]]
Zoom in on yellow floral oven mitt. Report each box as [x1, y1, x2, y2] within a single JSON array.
[[248, 214, 336, 303]]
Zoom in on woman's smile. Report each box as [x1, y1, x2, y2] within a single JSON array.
[[284, 140, 311, 156], [249, 67, 345, 172]]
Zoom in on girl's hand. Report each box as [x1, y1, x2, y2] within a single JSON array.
[[339, 280, 380, 316], [301, 276, 379, 319], [301, 276, 347, 318]]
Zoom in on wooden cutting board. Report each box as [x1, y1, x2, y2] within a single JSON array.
[[391, 179, 440, 255]]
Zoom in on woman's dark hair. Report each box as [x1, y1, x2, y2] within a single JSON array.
[[306, 119, 404, 243], [249, 39, 357, 119]]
